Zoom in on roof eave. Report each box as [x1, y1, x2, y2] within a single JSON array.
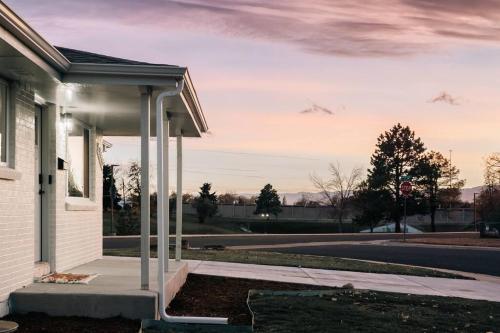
[[0, 2, 70, 74], [62, 63, 187, 86], [182, 69, 209, 133]]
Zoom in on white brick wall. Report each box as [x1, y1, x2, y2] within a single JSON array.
[[50, 111, 103, 272], [0, 87, 104, 316], [0, 85, 35, 316]]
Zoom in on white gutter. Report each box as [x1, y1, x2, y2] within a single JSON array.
[[156, 79, 228, 325]]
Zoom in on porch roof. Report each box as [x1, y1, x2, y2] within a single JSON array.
[[0, 1, 208, 137]]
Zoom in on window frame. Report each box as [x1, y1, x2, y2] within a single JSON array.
[[0, 79, 10, 167], [66, 117, 91, 198]]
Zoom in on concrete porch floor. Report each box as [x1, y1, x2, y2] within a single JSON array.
[[10, 257, 188, 320]]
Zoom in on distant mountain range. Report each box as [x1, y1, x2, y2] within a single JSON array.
[[243, 187, 485, 204], [460, 186, 485, 203]]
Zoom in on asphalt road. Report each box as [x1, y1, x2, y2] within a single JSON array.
[[270, 244, 500, 277], [103, 232, 500, 276]]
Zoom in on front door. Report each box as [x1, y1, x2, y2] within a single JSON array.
[[34, 106, 43, 262]]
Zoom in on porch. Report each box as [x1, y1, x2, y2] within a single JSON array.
[[10, 257, 188, 320]]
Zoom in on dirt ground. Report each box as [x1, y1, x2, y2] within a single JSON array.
[[405, 236, 500, 247], [3, 275, 327, 332], [167, 274, 331, 325]]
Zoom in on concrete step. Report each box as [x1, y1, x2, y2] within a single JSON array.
[[10, 286, 158, 319], [10, 258, 189, 320]]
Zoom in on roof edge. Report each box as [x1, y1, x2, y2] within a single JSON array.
[[0, 2, 70, 72], [182, 69, 208, 133], [66, 63, 187, 76]]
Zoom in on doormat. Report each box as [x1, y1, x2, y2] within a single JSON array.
[[38, 273, 98, 284]]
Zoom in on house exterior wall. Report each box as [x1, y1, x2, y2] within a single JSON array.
[[0, 84, 36, 317], [0, 84, 103, 316], [50, 110, 103, 272]]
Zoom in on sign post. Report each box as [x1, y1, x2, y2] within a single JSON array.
[[400, 179, 412, 241]]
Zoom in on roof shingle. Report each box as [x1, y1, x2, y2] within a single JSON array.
[[55, 46, 176, 67]]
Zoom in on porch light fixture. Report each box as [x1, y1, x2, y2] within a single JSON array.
[[61, 113, 73, 131]]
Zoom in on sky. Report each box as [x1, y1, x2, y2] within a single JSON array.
[[6, 0, 500, 193]]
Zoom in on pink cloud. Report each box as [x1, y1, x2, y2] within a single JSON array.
[[7, 0, 500, 57]]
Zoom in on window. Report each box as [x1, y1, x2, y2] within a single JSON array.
[[0, 81, 8, 165], [67, 119, 90, 197]]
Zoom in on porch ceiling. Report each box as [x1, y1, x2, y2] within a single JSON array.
[[59, 82, 201, 137]]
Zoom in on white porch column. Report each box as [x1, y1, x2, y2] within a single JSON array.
[[139, 87, 151, 290], [163, 116, 170, 272], [175, 134, 183, 261]]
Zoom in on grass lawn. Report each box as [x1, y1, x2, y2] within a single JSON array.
[[103, 247, 467, 279], [103, 213, 245, 236], [248, 288, 500, 332], [103, 212, 354, 236]]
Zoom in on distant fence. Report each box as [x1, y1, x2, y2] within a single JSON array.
[[183, 204, 334, 220], [406, 209, 474, 225], [183, 203, 474, 224]]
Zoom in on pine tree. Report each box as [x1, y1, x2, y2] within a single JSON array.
[[255, 184, 282, 219], [367, 123, 426, 232], [415, 151, 465, 232], [192, 183, 218, 223], [126, 162, 141, 213]]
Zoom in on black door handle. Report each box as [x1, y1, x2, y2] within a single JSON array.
[[39, 190, 45, 195]]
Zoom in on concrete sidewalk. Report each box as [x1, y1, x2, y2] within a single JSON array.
[[187, 260, 500, 302]]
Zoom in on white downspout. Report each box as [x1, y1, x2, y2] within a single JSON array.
[[156, 79, 228, 325]]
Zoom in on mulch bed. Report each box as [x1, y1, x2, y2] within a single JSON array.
[[3, 313, 139, 333], [167, 274, 332, 325], [4, 275, 329, 332]]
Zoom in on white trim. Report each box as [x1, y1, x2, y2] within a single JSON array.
[[0, 78, 10, 166], [140, 88, 151, 290], [65, 197, 98, 211], [34, 93, 47, 105], [175, 135, 183, 261], [0, 165, 21, 180], [65, 117, 92, 199]]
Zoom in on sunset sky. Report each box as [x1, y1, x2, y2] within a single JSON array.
[[7, 0, 500, 193]]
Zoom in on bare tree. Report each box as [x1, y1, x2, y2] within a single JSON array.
[[485, 153, 500, 187], [311, 162, 363, 232]]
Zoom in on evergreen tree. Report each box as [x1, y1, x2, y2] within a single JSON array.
[[126, 162, 141, 213], [367, 123, 426, 232], [353, 181, 392, 232], [103, 164, 121, 211], [192, 183, 218, 223], [415, 151, 465, 232], [255, 184, 282, 219]]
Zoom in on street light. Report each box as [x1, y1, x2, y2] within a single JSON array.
[[473, 192, 479, 232], [109, 164, 119, 236]]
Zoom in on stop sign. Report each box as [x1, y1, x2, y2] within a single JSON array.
[[400, 181, 412, 197]]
